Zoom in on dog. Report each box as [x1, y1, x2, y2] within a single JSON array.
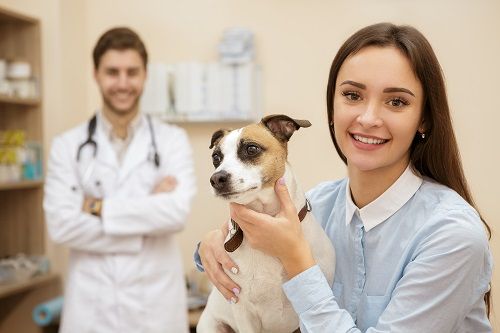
[[197, 114, 336, 333]]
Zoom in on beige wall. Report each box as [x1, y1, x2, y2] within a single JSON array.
[[1, 0, 499, 329]]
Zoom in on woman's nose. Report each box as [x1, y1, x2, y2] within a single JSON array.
[[357, 102, 383, 128]]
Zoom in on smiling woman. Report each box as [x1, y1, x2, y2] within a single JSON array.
[[332, 46, 425, 204], [198, 22, 493, 333]]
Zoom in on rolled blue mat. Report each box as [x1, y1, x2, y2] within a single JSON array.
[[32, 296, 63, 327]]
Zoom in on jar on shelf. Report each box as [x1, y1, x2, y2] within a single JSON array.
[[6, 60, 38, 99]]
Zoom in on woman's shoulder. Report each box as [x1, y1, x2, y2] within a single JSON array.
[[307, 178, 347, 200], [415, 178, 488, 245], [306, 178, 348, 214], [418, 178, 478, 216]]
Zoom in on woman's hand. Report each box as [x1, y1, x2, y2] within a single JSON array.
[[199, 224, 241, 303], [230, 178, 315, 279]]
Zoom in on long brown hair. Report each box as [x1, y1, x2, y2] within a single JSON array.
[[326, 22, 492, 316]]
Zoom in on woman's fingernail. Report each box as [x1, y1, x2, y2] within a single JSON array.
[[232, 288, 240, 296], [230, 297, 238, 304], [231, 267, 238, 274], [278, 177, 286, 185]]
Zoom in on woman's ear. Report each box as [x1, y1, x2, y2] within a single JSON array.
[[418, 118, 427, 133]]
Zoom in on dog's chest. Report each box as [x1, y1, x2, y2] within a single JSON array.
[[227, 238, 288, 301]]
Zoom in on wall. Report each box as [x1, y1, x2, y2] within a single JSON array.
[[83, 1, 500, 328], [1, 0, 498, 329]]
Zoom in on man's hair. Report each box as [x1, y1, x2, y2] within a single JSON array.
[[92, 27, 148, 69]]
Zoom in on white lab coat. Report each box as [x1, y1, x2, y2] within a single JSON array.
[[43, 114, 196, 333]]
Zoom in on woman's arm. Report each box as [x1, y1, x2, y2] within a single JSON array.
[[232, 181, 492, 333], [198, 224, 243, 302]]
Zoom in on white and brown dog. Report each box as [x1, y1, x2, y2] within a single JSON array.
[[197, 114, 336, 333]]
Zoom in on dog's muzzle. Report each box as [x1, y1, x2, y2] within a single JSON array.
[[210, 170, 231, 191]]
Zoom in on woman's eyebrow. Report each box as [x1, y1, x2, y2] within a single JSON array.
[[340, 80, 416, 97], [383, 87, 415, 97], [339, 80, 366, 89]]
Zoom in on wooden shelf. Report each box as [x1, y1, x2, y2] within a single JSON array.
[[0, 273, 59, 299], [0, 95, 40, 107], [0, 179, 43, 191]]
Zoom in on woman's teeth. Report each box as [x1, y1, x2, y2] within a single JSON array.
[[353, 134, 386, 145]]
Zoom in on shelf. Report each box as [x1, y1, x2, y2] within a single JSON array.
[[158, 112, 260, 124], [0, 179, 43, 191], [0, 272, 59, 299], [0, 95, 40, 107]]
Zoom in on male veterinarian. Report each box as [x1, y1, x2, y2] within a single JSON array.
[[44, 27, 196, 332]]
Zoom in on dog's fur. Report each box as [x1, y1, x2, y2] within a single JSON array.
[[197, 115, 336, 333]]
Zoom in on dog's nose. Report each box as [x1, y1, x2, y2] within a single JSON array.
[[210, 170, 230, 190]]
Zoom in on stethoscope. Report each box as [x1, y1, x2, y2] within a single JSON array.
[[76, 113, 161, 168]]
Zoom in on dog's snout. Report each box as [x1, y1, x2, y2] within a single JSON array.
[[210, 170, 231, 190]]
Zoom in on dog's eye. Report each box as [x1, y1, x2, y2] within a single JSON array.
[[246, 144, 261, 156], [212, 153, 222, 167]]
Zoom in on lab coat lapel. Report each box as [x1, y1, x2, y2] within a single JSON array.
[[94, 124, 120, 169], [119, 120, 150, 183]]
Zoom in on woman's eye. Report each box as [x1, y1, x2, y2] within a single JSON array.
[[341, 91, 361, 101], [387, 97, 409, 107], [246, 144, 261, 156]]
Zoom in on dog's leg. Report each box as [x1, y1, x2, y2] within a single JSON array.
[[197, 309, 236, 333], [216, 323, 236, 333]]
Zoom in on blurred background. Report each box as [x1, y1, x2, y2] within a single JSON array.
[[0, 0, 498, 331]]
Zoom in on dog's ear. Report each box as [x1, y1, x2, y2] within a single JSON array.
[[261, 114, 311, 142], [210, 129, 229, 149]]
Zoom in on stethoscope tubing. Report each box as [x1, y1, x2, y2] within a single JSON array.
[[76, 113, 160, 168]]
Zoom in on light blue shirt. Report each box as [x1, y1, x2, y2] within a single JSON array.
[[283, 166, 493, 332]]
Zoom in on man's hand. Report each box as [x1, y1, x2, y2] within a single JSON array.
[[152, 175, 178, 194], [83, 197, 102, 217]]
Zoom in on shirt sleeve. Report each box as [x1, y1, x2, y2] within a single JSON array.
[[44, 136, 143, 254], [283, 265, 358, 332], [101, 127, 197, 236], [283, 208, 493, 333]]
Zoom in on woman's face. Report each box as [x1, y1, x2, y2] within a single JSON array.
[[333, 46, 424, 177]]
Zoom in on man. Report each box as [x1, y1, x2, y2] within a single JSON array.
[[44, 27, 196, 332]]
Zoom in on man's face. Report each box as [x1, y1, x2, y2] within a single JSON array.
[[94, 49, 146, 115]]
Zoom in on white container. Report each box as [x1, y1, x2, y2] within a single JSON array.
[[0, 59, 7, 80], [10, 78, 37, 99], [140, 63, 170, 115], [0, 79, 12, 96], [7, 61, 31, 80]]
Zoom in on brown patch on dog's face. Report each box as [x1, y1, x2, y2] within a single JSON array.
[[240, 123, 287, 188]]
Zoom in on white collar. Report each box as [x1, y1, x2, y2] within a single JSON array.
[[345, 165, 423, 231], [98, 110, 143, 142]]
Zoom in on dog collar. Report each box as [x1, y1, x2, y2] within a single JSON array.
[[224, 199, 312, 253]]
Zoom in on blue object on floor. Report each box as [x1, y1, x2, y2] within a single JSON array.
[[32, 296, 63, 326]]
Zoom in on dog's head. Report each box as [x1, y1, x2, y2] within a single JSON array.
[[209, 114, 311, 203]]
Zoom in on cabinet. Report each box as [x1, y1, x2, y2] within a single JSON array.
[[0, 6, 60, 333]]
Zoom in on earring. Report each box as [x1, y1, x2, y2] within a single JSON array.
[[420, 132, 426, 139]]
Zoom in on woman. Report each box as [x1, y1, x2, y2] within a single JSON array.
[[198, 23, 493, 332]]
